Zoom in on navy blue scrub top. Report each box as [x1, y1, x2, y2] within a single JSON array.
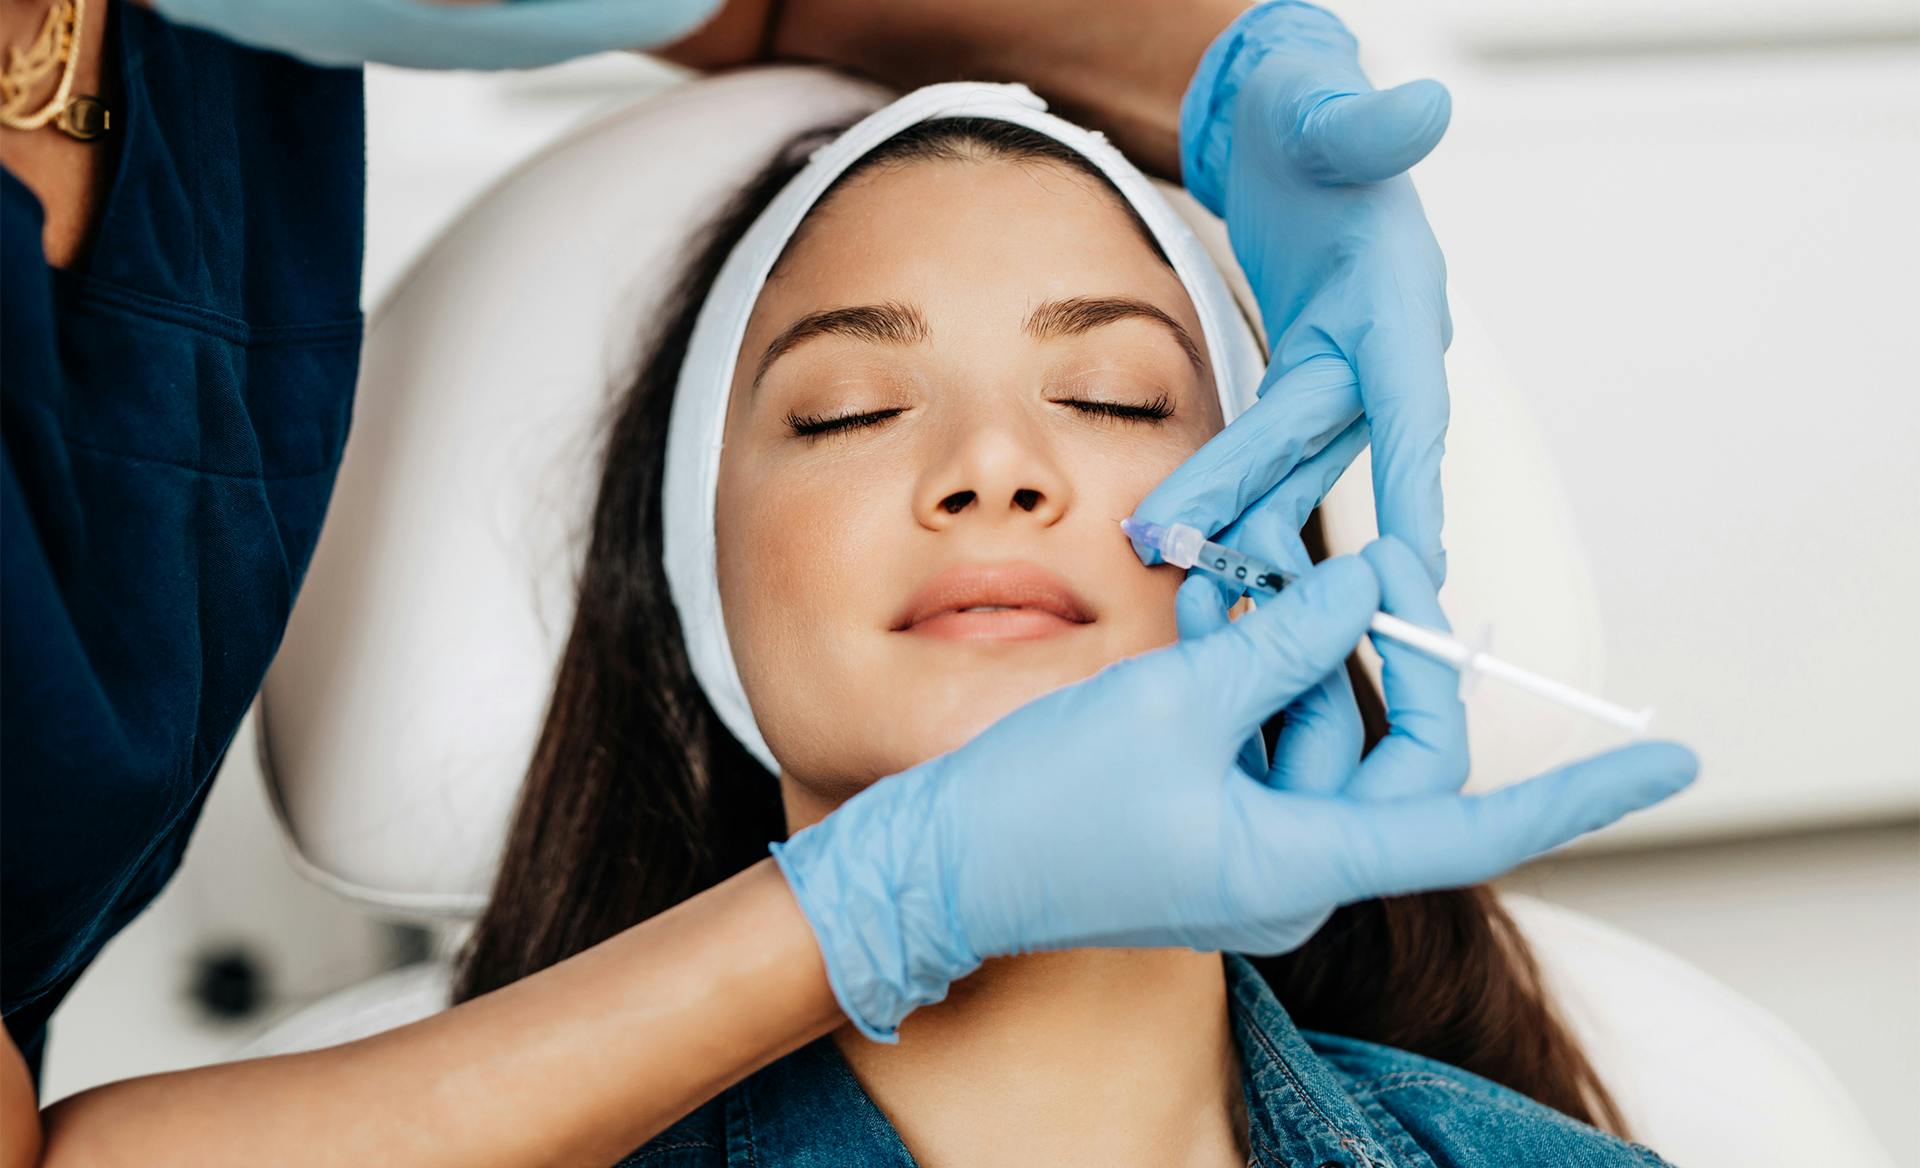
[[2, 0, 365, 1073]]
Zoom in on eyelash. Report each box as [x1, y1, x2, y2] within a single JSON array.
[[784, 395, 1173, 440], [1058, 392, 1174, 423], [785, 406, 907, 437]]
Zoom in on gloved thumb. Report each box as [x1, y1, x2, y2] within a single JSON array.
[[1299, 79, 1451, 186]]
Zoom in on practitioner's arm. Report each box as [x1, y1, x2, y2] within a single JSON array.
[[3, 1024, 40, 1168], [12, 859, 837, 1168], [657, 0, 1250, 178]]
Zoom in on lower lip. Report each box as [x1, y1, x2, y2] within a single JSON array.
[[903, 609, 1087, 642]]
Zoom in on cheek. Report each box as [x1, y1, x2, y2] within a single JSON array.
[[1072, 417, 1212, 525], [716, 370, 907, 552], [714, 456, 893, 753], [717, 467, 866, 639], [1069, 424, 1213, 644]]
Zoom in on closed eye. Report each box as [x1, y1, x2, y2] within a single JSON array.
[[786, 395, 1172, 438], [1058, 393, 1174, 423], [785, 406, 907, 439]]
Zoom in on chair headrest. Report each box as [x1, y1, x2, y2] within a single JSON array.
[[260, 66, 1608, 917]]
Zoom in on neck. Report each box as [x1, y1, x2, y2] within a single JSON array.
[[834, 948, 1249, 1168]]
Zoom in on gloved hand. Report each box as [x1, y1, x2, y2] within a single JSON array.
[[1134, 1, 1454, 584], [150, 0, 722, 69], [772, 543, 1698, 1042]]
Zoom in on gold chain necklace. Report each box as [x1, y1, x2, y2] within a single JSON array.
[[0, 0, 111, 140]]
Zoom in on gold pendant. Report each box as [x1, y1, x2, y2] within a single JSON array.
[[53, 92, 107, 139]]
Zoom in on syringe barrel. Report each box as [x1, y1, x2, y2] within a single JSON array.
[[1190, 533, 1294, 597], [1163, 524, 1205, 570]]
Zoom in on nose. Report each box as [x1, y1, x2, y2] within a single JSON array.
[[913, 412, 1072, 532]]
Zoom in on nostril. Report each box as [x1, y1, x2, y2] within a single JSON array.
[[940, 490, 975, 515], [1012, 488, 1041, 512]]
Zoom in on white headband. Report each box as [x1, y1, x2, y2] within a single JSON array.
[[662, 81, 1266, 774]]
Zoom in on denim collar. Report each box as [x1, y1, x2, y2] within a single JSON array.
[[723, 954, 1397, 1167]]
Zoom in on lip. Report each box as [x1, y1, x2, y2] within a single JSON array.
[[892, 561, 1097, 642]]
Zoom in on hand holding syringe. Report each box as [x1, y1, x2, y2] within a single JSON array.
[[1121, 519, 1654, 735]]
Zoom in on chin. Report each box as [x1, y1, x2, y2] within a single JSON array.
[[891, 668, 1088, 762], [767, 628, 1175, 791]]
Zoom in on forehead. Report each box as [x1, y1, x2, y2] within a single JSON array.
[[742, 155, 1203, 348]]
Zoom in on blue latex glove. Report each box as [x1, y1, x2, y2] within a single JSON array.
[[150, 0, 721, 69], [772, 545, 1698, 1042], [1135, 2, 1454, 584]]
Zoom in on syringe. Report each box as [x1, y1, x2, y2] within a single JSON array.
[[1121, 518, 1654, 735]]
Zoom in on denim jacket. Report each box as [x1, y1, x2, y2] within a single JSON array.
[[620, 954, 1673, 1167]]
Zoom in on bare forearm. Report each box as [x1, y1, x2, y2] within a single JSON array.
[[3, 1028, 41, 1168], [659, 0, 1252, 178], [36, 859, 840, 1168]]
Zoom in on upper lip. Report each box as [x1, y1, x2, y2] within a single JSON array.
[[891, 561, 1097, 631]]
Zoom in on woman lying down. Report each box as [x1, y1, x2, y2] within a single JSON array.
[[456, 85, 1680, 1167]]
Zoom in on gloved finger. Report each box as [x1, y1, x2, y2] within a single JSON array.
[[1344, 535, 1468, 800], [1331, 742, 1699, 897], [1178, 576, 1274, 777], [1198, 522, 1364, 794], [1127, 356, 1360, 564], [1298, 80, 1452, 186], [1352, 322, 1450, 586], [1175, 574, 1231, 640], [1184, 555, 1379, 735], [1264, 661, 1363, 794], [1212, 416, 1370, 563]]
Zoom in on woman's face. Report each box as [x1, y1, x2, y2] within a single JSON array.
[[715, 152, 1226, 816]]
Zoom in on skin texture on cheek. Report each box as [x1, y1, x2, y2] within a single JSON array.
[[715, 462, 902, 794]]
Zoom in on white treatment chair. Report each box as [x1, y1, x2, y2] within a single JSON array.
[[248, 67, 1892, 1168]]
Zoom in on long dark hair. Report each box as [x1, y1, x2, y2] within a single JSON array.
[[456, 117, 1628, 1138]]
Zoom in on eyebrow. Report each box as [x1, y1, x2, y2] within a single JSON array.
[[1024, 296, 1203, 371], [750, 295, 1203, 388], [752, 302, 931, 388]]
